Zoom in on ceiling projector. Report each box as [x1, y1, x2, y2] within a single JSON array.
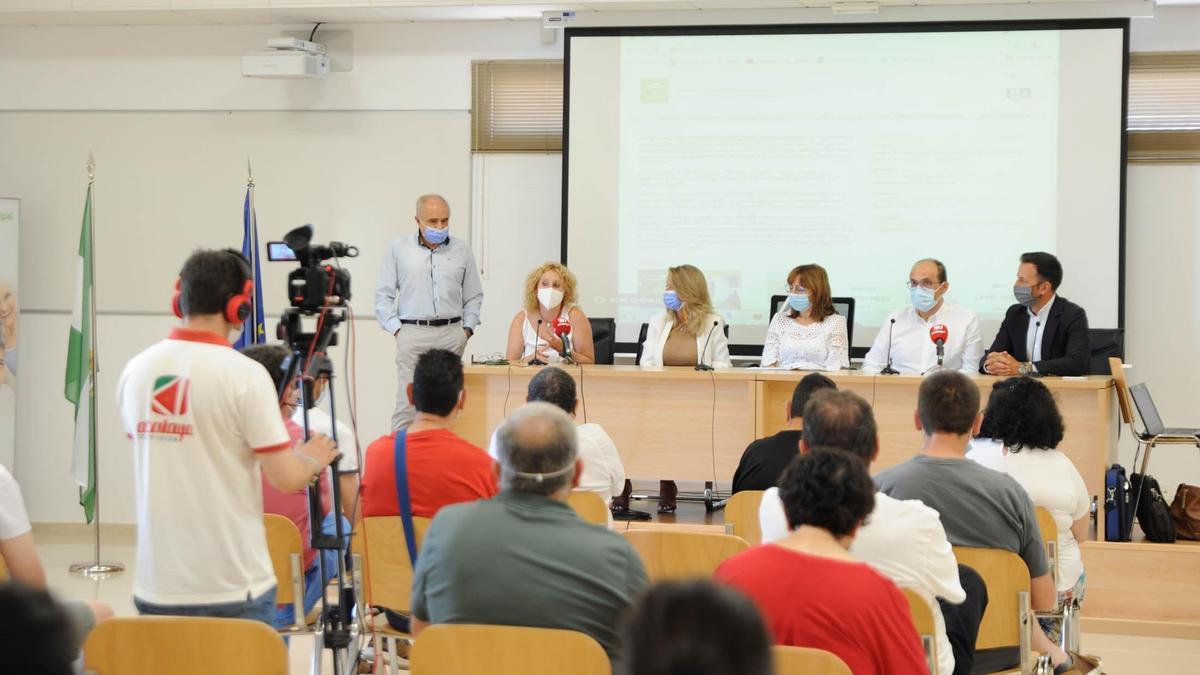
[[242, 37, 329, 79]]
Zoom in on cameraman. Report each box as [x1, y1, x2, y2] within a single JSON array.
[[375, 194, 483, 431], [117, 249, 339, 624]]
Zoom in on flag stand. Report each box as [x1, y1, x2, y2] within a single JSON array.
[[70, 156, 124, 578]]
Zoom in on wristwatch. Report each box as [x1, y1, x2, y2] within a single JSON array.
[[1018, 362, 1033, 376]]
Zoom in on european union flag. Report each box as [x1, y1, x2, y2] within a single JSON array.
[[234, 184, 266, 350]]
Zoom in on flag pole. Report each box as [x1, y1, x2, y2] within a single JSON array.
[[70, 155, 124, 578]]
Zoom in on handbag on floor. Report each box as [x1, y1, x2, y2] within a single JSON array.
[[1130, 472, 1176, 543], [1170, 483, 1200, 540]]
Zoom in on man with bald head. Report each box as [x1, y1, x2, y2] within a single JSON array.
[[862, 258, 982, 375], [376, 194, 484, 430], [409, 402, 647, 664]]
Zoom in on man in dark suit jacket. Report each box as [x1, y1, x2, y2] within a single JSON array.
[[980, 252, 1090, 376]]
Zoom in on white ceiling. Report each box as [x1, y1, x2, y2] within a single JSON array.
[[0, 0, 1182, 27]]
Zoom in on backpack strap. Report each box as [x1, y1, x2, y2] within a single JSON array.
[[392, 431, 419, 566]]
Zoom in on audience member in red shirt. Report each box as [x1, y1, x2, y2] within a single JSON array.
[[716, 448, 928, 675], [361, 349, 497, 519]]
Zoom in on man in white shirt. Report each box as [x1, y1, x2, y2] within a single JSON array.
[[487, 367, 625, 517], [862, 258, 983, 376], [375, 194, 484, 431], [117, 249, 339, 623], [759, 389, 983, 675]]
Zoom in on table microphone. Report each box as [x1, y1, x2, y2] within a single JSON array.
[[552, 317, 573, 364], [929, 323, 949, 367], [695, 320, 720, 371], [529, 319, 547, 366], [880, 318, 899, 375]]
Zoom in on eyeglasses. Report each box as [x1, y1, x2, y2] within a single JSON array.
[[906, 280, 941, 290], [783, 285, 809, 294]]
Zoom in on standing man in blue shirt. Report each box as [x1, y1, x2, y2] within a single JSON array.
[[376, 194, 483, 430]]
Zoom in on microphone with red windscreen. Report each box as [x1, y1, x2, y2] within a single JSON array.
[[929, 323, 949, 367], [552, 317, 574, 363]]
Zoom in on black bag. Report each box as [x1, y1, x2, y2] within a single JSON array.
[[1131, 472, 1177, 543]]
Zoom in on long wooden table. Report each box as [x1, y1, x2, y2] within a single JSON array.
[[461, 365, 1117, 499]]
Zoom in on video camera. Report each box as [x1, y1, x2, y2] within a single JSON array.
[[267, 224, 358, 311]]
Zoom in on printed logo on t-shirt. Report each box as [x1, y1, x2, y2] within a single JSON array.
[[135, 374, 195, 440]]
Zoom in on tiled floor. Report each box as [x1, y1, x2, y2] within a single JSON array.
[[35, 523, 1200, 674]]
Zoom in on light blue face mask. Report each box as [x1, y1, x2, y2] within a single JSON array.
[[663, 290, 684, 312], [911, 286, 938, 313], [423, 226, 449, 245], [787, 293, 811, 314]]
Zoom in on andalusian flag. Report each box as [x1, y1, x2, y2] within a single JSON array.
[[65, 184, 96, 523]]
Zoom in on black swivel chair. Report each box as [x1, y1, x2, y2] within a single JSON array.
[[1088, 328, 1124, 375], [588, 317, 616, 365]]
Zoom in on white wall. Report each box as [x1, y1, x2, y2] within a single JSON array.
[[4, 10, 1200, 523], [0, 20, 561, 524], [1122, 6, 1200, 500]]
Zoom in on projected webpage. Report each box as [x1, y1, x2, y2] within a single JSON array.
[[566, 27, 1124, 347]]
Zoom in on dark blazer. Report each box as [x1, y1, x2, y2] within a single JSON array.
[[979, 295, 1090, 376]]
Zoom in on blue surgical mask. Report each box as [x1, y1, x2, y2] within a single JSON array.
[[663, 290, 683, 312], [787, 293, 810, 314], [1013, 285, 1036, 309], [911, 286, 937, 313], [423, 226, 449, 245]]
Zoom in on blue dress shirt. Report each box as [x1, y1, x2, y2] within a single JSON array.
[[374, 233, 483, 335]]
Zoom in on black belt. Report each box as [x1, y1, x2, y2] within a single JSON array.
[[400, 317, 461, 327]]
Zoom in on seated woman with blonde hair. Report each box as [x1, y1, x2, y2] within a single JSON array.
[[640, 264, 731, 369], [506, 262, 595, 365]]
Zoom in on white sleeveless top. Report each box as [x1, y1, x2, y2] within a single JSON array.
[[521, 308, 575, 363]]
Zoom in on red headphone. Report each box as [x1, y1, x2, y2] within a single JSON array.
[[172, 252, 254, 323]]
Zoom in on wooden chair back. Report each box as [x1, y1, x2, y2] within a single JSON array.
[[952, 547, 1032, 652], [771, 645, 853, 675], [262, 514, 304, 605], [567, 490, 610, 526], [1109, 357, 1134, 425], [410, 623, 610, 675], [83, 616, 287, 675], [622, 530, 749, 582], [723, 490, 765, 546], [361, 515, 432, 613], [1034, 506, 1060, 587], [902, 588, 939, 675]]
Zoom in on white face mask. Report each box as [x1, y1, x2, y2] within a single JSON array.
[[537, 287, 564, 310]]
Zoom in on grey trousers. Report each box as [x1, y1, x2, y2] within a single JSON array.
[[391, 323, 469, 431]]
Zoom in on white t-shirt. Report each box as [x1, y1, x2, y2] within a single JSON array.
[[967, 441, 1089, 591], [760, 486, 964, 675], [0, 464, 32, 540], [488, 422, 626, 498], [292, 404, 359, 473], [117, 328, 291, 605]]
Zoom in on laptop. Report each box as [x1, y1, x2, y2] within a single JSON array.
[[1129, 382, 1200, 436]]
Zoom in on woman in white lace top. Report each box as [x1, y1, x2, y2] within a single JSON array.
[[761, 264, 849, 371]]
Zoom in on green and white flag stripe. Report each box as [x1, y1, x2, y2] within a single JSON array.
[[65, 184, 96, 524]]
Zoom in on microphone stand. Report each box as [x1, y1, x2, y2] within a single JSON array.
[[529, 318, 547, 366], [695, 320, 720, 372], [880, 318, 900, 375]]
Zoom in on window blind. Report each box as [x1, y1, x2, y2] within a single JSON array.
[[1128, 52, 1200, 163], [472, 60, 564, 153]]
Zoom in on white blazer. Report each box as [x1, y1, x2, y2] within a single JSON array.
[[640, 311, 732, 368]]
